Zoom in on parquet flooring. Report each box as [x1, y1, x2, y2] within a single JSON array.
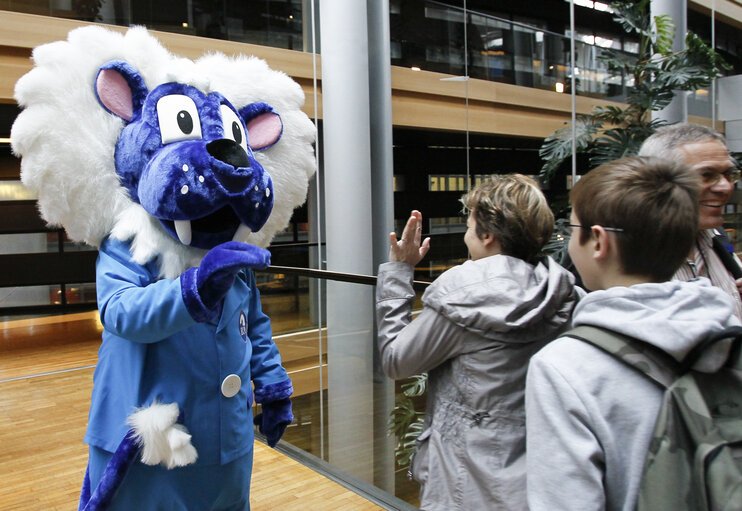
[[0, 311, 383, 510]]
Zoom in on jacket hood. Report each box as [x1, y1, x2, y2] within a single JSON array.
[[423, 255, 579, 341], [573, 278, 741, 372]]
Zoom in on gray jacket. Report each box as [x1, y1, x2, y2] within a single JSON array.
[[376, 255, 580, 511], [526, 278, 741, 511]]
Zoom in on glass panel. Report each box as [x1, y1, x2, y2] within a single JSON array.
[[388, 0, 631, 101], [59, 283, 97, 305], [0, 181, 35, 201], [3, 0, 305, 51], [0, 285, 59, 308], [0, 233, 46, 255], [688, 87, 713, 119], [256, 272, 426, 507]]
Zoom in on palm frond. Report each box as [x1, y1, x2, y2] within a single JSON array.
[[388, 373, 428, 468], [543, 217, 571, 265], [401, 373, 428, 397], [609, 0, 652, 38], [539, 115, 602, 181], [652, 14, 675, 55]]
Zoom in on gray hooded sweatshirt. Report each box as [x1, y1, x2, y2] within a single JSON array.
[[526, 278, 741, 511], [376, 255, 580, 511]]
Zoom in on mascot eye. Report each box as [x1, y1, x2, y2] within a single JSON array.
[[231, 121, 242, 144], [220, 104, 248, 153], [156, 95, 203, 144], [177, 111, 194, 134]]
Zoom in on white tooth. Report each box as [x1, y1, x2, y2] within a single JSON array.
[[233, 224, 252, 242], [174, 220, 192, 246]]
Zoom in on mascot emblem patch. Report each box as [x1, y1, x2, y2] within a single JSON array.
[[239, 311, 248, 342]]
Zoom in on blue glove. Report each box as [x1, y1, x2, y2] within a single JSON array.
[[253, 379, 294, 448], [253, 398, 293, 448], [181, 241, 270, 322]]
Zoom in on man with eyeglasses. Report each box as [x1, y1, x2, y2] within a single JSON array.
[[639, 122, 742, 320]]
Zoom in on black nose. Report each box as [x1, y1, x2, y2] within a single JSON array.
[[206, 139, 249, 169]]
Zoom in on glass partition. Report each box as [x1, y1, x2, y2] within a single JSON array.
[[390, 0, 630, 100], [255, 268, 428, 508], [5, 0, 633, 101]]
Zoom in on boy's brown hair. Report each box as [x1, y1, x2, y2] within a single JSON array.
[[462, 174, 554, 263], [570, 156, 700, 281]]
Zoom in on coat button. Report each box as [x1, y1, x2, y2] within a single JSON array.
[[221, 374, 241, 398]]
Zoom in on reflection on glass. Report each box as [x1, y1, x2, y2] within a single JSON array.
[[0, 285, 59, 308], [5, 0, 640, 101], [391, 0, 633, 100], [254, 273, 426, 506], [0, 181, 36, 201]]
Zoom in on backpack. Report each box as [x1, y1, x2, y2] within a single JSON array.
[[566, 324, 742, 511]]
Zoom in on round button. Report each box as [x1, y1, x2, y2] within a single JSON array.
[[221, 374, 241, 398]]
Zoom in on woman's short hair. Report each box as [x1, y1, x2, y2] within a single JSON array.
[[462, 174, 554, 263], [570, 156, 700, 282]]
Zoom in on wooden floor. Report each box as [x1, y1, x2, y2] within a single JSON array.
[[0, 311, 383, 510]]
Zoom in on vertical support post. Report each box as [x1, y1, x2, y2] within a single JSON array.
[[569, 0, 576, 182], [367, 0, 395, 493], [651, 0, 688, 123], [320, 0, 375, 481]]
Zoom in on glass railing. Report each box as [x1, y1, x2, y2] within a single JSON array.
[[391, 0, 631, 100], [3, 0, 637, 102], [254, 265, 430, 509], [3, 0, 306, 51]]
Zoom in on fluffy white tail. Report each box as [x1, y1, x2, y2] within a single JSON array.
[[126, 402, 198, 469]]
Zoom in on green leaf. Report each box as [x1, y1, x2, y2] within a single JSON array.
[[652, 14, 675, 55], [539, 115, 602, 181], [388, 373, 428, 468], [609, 0, 652, 38], [591, 105, 628, 125], [401, 373, 428, 397], [543, 217, 571, 265]]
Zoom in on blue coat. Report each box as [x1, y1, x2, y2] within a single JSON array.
[[84, 237, 288, 466]]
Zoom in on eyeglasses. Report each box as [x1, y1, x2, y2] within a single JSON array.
[[700, 168, 741, 186], [568, 224, 625, 233]]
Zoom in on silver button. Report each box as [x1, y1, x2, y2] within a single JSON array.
[[221, 374, 241, 398]]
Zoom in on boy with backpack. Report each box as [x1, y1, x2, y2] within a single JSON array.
[[525, 156, 742, 510]]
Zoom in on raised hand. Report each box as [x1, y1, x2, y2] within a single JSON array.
[[389, 210, 431, 266]]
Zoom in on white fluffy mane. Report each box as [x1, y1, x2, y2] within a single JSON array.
[[11, 26, 316, 278]]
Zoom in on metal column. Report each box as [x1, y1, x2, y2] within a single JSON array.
[[651, 0, 688, 123], [367, 0, 396, 493], [319, 0, 376, 482]]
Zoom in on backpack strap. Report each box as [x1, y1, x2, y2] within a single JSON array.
[[679, 325, 742, 373], [566, 325, 681, 389]]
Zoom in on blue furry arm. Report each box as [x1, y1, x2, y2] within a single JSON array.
[[181, 241, 271, 323], [243, 269, 288, 384], [97, 238, 196, 342], [242, 269, 293, 447]]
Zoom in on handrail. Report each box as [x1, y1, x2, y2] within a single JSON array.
[[260, 265, 432, 291]]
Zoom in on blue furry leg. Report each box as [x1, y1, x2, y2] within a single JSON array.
[[78, 465, 91, 511], [79, 429, 141, 511]]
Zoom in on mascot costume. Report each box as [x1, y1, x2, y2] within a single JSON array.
[[11, 25, 316, 510]]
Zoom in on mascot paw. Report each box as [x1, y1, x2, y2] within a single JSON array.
[[127, 402, 198, 469], [181, 241, 271, 322], [254, 398, 293, 448]]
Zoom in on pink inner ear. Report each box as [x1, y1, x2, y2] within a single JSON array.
[[96, 69, 133, 121], [246, 113, 282, 150]]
